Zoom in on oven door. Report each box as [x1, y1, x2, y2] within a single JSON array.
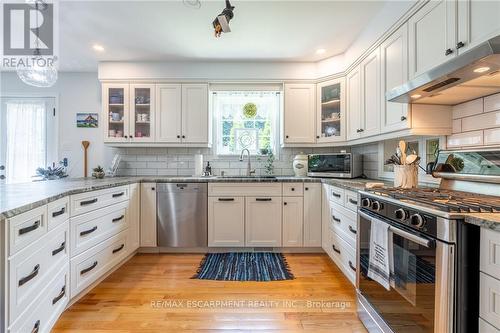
[[357, 209, 454, 333]]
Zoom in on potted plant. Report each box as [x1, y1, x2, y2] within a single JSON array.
[[92, 166, 106, 179]]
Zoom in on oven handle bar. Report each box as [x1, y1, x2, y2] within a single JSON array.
[[359, 210, 435, 248]]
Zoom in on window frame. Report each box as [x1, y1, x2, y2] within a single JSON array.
[[210, 89, 282, 158]]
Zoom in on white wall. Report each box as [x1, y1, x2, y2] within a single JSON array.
[[0, 72, 116, 178]]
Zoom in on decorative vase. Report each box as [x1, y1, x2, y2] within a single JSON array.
[[92, 171, 105, 179], [293, 154, 308, 177]]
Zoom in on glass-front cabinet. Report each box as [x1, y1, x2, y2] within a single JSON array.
[[316, 78, 345, 143], [103, 83, 130, 143], [130, 84, 155, 142]]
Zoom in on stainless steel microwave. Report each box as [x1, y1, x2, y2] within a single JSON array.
[[307, 153, 362, 178]]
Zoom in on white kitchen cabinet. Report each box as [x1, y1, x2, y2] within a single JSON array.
[[156, 84, 182, 143], [103, 83, 131, 143], [317, 78, 346, 143], [129, 84, 155, 142], [128, 183, 140, 253], [208, 197, 245, 247], [380, 23, 410, 133], [408, 0, 457, 78], [245, 197, 282, 247], [283, 84, 316, 144], [303, 183, 322, 247], [140, 183, 157, 247], [458, 0, 500, 54], [347, 66, 362, 140], [181, 84, 209, 143], [282, 197, 303, 247], [480, 272, 500, 330], [360, 48, 381, 137]]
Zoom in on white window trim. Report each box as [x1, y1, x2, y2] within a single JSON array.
[[210, 89, 282, 159], [377, 136, 446, 184]]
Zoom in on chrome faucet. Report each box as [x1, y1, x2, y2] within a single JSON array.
[[239, 149, 256, 176]]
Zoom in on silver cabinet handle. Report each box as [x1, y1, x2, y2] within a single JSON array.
[[80, 198, 98, 206], [19, 264, 40, 286], [112, 215, 125, 223], [112, 244, 125, 254], [52, 242, 66, 256], [19, 220, 40, 235], [331, 215, 341, 223], [256, 198, 272, 202], [31, 320, 40, 333], [52, 207, 66, 218], [52, 286, 66, 305], [80, 261, 98, 275], [80, 226, 97, 236]]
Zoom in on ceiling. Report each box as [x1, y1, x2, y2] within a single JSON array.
[[58, 1, 387, 71]]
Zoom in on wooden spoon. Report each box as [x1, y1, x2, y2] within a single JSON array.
[[399, 140, 407, 165], [406, 154, 418, 165], [82, 141, 90, 177]]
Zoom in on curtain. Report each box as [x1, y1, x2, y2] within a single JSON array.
[[5, 100, 47, 183]]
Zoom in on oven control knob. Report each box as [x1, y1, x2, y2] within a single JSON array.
[[361, 198, 372, 208], [394, 208, 408, 221], [410, 213, 425, 228], [371, 201, 383, 211]]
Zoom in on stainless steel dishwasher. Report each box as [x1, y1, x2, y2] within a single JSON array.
[[157, 183, 208, 247]]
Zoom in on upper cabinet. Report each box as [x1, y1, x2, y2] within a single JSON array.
[[360, 48, 381, 138], [283, 84, 316, 144], [317, 78, 346, 143], [181, 84, 209, 143], [103, 83, 130, 143], [346, 66, 362, 141], [408, 0, 457, 79], [380, 24, 410, 133], [457, 0, 500, 54], [156, 84, 182, 143], [130, 84, 155, 142]]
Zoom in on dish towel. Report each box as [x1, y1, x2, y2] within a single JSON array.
[[367, 217, 392, 290]]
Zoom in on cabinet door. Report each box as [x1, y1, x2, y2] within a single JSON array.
[[140, 183, 157, 247], [381, 24, 410, 133], [317, 78, 346, 143], [128, 183, 140, 253], [283, 84, 316, 143], [181, 84, 209, 143], [208, 197, 245, 247], [245, 197, 282, 247], [458, 0, 500, 54], [347, 67, 362, 140], [102, 83, 130, 143], [304, 183, 322, 247], [408, 0, 457, 78], [156, 84, 182, 143], [130, 84, 155, 142], [360, 48, 381, 137], [282, 196, 303, 247]]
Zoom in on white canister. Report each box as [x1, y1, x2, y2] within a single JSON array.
[[394, 164, 418, 188], [293, 154, 308, 177], [194, 154, 204, 176]]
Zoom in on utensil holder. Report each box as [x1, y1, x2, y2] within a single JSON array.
[[394, 164, 418, 188]]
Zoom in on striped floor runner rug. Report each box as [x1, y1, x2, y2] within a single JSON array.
[[193, 252, 294, 281]]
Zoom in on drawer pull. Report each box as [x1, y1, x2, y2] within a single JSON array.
[[31, 320, 40, 333], [348, 225, 357, 235], [112, 192, 125, 198], [332, 245, 341, 254], [52, 286, 66, 305], [331, 191, 341, 198], [51, 207, 66, 218], [218, 198, 235, 202], [52, 242, 66, 256], [80, 198, 98, 206], [112, 244, 125, 254], [349, 261, 356, 272], [348, 198, 358, 205], [112, 215, 125, 223], [80, 226, 98, 236], [19, 264, 40, 286], [256, 198, 272, 202], [332, 215, 341, 223], [81, 261, 98, 275], [19, 220, 40, 235], [291, 188, 295, 191]]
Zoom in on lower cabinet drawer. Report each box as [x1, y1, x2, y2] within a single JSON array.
[[328, 186, 345, 206], [70, 185, 129, 217], [480, 318, 500, 333], [328, 229, 356, 285], [480, 272, 500, 330], [8, 222, 69, 323], [9, 264, 69, 333], [70, 229, 129, 298], [70, 201, 129, 257], [344, 190, 359, 212], [8, 205, 48, 256], [329, 202, 357, 248]]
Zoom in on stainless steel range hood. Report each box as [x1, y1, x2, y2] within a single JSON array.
[[387, 35, 500, 105]]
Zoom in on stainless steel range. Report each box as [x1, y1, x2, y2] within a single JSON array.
[[356, 149, 500, 333]]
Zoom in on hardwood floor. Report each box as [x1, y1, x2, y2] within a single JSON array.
[[52, 253, 367, 333]]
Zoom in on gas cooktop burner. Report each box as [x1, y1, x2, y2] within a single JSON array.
[[368, 187, 500, 213]]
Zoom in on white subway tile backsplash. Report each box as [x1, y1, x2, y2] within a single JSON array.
[[452, 98, 483, 119], [461, 111, 500, 132], [485, 93, 500, 113], [484, 128, 500, 146], [447, 131, 483, 147], [452, 119, 462, 134]]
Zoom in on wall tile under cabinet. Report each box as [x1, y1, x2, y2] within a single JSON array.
[[461, 111, 500, 132], [452, 98, 483, 119], [447, 131, 483, 147], [452, 119, 462, 134], [484, 128, 500, 146], [485, 93, 500, 113]]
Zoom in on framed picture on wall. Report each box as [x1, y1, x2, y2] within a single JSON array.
[[76, 113, 99, 128]]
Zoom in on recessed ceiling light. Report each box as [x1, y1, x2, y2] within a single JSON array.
[[92, 44, 105, 52], [473, 66, 490, 73], [316, 48, 326, 55], [411, 94, 422, 99]]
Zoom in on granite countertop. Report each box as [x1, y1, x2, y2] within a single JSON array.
[[464, 213, 500, 231], [0, 176, 374, 219]]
